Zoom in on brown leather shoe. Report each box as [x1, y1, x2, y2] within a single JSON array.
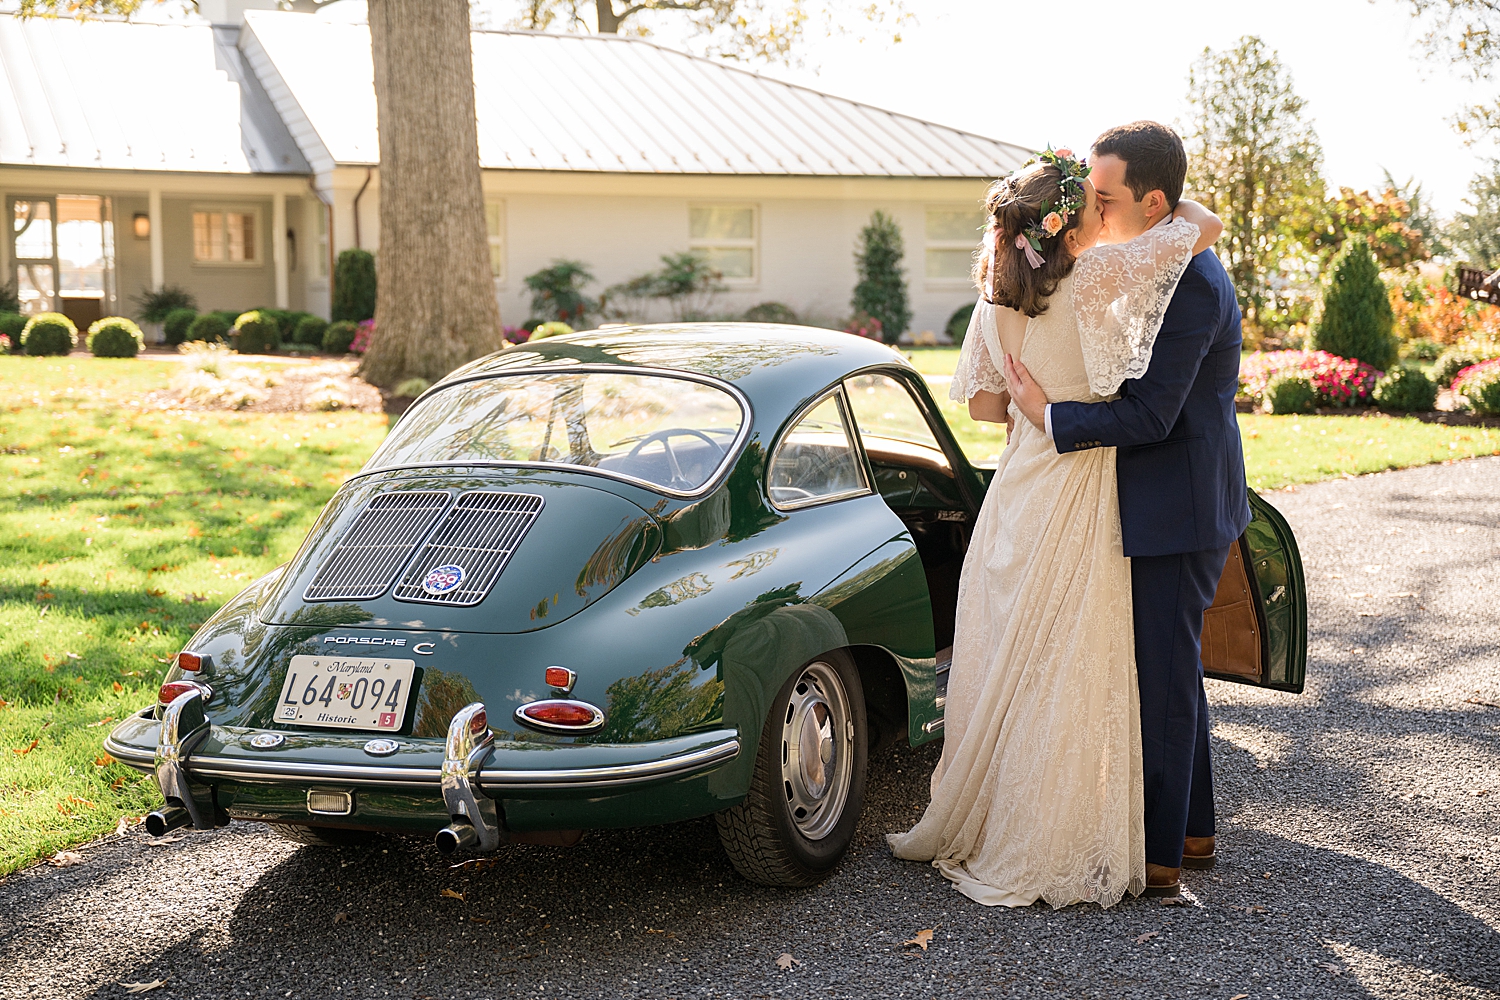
[[1183, 835, 1216, 870], [1143, 862, 1180, 897]]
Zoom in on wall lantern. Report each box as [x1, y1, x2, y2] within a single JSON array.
[[132, 213, 150, 240]]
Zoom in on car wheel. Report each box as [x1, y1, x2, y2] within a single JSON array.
[[272, 824, 376, 848], [715, 651, 867, 887]]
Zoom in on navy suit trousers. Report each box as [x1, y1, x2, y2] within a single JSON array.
[[1132, 544, 1228, 868]]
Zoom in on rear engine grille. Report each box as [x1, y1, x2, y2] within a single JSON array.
[[393, 492, 545, 607], [303, 491, 452, 602]]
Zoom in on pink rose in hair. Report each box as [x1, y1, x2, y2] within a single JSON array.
[[1042, 212, 1064, 236]]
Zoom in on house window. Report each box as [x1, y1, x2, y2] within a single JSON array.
[[925, 206, 983, 281], [689, 205, 756, 281], [193, 208, 260, 264], [485, 200, 505, 280]]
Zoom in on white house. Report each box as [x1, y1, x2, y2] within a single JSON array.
[[0, 4, 1029, 337]]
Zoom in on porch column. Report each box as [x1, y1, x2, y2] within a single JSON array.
[[147, 188, 164, 291], [272, 191, 288, 309]]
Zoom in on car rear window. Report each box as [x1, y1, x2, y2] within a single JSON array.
[[364, 371, 745, 494]]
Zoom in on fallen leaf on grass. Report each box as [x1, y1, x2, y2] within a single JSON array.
[[114, 815, 136, 836], [145, 588, 166, 598], [11, 739, 38, 755], [65, 651, 81, 660], [441, 888, 465, 901], [47, 851, 85, 867], [122, 980, 166, 993], [1134, 931, 1159, 944], [94, 755, 113, 767], [903, 929, 934, 950], [775, 953, 800, 970], [112, 681, 124, 692], [86, 717, 116, 728]]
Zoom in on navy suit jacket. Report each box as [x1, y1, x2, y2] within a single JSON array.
[[1049, 249, 1250, 558]]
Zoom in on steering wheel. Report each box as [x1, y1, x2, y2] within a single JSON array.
[[624, 428, 727, 489]]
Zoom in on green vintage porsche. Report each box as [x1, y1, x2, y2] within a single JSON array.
[[106, 325, 1306, 886]]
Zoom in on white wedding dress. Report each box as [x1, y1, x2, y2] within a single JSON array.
[[887, 219, 1200, 909]]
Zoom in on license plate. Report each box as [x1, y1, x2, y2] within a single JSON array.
[[275, 655, 416, 731]]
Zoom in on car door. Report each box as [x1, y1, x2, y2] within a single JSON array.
[[1200, 490, 1308, 694]]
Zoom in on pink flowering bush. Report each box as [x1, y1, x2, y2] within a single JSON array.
[[1453, 358, 1500, 416], [843, 312, 883, 341], [1239, 350, 1383, 409], [503, 325, 531, 344], [349, 319, 375, 355], [0, 333, 10, 355]]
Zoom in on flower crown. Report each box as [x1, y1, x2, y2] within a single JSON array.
[[1012, 146, 1091, 269]]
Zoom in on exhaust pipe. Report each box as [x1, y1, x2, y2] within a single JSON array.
[[145, 803, 192, 837], [435, 822, 480, 856]]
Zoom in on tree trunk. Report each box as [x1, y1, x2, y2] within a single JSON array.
[[595, 0, 622, 32], [360, 0, 502, 387]]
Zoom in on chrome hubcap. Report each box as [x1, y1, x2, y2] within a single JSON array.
[[779, 661, 853, 841]]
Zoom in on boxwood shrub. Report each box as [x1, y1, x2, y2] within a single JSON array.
[[742, 302, 799, 325], [294, 314, 328, 347], [1372, 362, 1438, 412], [163, 307, 198, 345], [0, 312, 27, 342], [233, 310, 280, 354], [20, 312, 77, 356], [322, 319, 359, 355], [946, 303, 975, 345], [1265, 373, 1318, 414], [86, 316, 145, 358], [187, 312, 232, 344]]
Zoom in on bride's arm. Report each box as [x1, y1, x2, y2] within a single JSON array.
[[1171, 199, 1223, 254], [968, 389, 1010, 424]]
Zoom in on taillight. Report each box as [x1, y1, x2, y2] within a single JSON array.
[[544, 666, 576, 691], [516, 699, 604, 733], [174, 651, 211, 672], [158, 679, 213, 706], [468, 708, 488, 735]]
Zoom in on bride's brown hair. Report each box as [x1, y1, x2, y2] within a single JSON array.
[[974, 163, 1085, 317]]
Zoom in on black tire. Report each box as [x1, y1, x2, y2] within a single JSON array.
[[715, 651, 867, 887], [272, 824, 376, 848]]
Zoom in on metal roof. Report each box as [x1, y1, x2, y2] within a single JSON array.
[[242, 11, 1029, 178], [0, 13, 307, 174]]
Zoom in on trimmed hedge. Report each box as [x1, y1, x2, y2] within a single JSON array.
[[742, 302, 799, 325], [163, 308, 198, 346], [1372, 362, 1438, 412], [322, 319, 359, 355], [233, 310, 280, 354], [1265, 373, 1318, 414], [187, 313, 232, 344], [86, 316, 145, 358], [293, 314, 329, 347], [20, 312, 77, 356], [0, 312, 27, 342], [1311, 237, 1397, 370], [946, 303, 975, 345]]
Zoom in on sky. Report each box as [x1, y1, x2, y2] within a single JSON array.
[[674, 0, 1495, 217]]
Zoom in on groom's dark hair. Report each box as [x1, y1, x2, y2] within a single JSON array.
[[1092, 121, 1186, 209]]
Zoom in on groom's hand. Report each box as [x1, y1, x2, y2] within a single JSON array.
[[1004, 354, 1048, 430]]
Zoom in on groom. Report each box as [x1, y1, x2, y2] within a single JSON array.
[[1006, 121, 1250, 897]]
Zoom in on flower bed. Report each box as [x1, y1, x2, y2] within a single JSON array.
[[1239, 350, 1384, 409], [1453, 358, 1500, 416]]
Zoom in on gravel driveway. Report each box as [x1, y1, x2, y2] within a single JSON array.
[[2, 457, 1497, 1000]]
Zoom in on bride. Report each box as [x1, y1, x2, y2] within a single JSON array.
[[886, 148, 1222, 908]]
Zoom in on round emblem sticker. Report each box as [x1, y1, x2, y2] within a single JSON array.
[[422, 564, 466, 596]]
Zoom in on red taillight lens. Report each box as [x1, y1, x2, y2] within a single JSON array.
[[158, 679, 211, 705], [468, 709, 488, 735], [544, 666, 574, 689], [518, 700, 601, 729], [175, 652, 203, 672]]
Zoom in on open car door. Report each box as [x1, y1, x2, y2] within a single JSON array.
[[1200, 490, 1308, 694]]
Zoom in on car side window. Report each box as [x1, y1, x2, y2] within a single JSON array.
[[767, 391, 868, 508], [843, 372, 951, 474]]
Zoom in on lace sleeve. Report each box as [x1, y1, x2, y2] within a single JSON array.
[[949, 299, 1007, 402], [1073, 217, 1199, 396]]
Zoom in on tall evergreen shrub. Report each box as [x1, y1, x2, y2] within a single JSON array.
[[1311, 237, 1397, 370], [852, 211, 911, 345], [332, 249, 377, 322]]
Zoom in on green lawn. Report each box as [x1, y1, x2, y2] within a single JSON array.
[[0, 350, 1496, 876], [0, 357, 387, 874]]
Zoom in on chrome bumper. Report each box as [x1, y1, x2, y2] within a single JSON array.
[[106, 711, 740, 792]]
